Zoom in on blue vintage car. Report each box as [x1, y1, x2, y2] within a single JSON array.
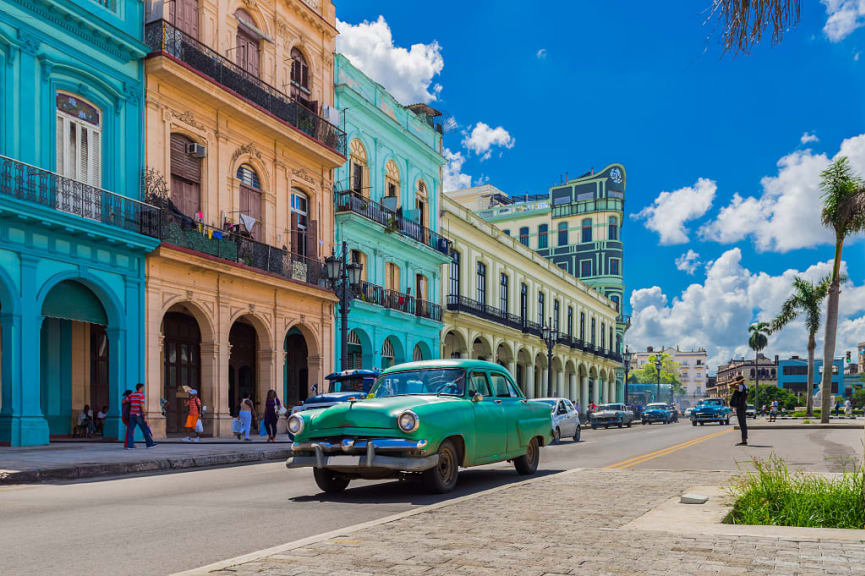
[[641, 403, 675, 425], [689, 398, 732, 426]]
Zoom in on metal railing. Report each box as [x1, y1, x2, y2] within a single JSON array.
[[358, 281, 442, 321], [0, 154, 160, 237], [446, 295, 524, 331], [158, 210, 325, 287], [144, 20, 346, 156], [334, 190, 451, 256], [551, 197, 623, 219]]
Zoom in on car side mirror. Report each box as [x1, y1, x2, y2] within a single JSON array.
[[472, 392, 483, 402]]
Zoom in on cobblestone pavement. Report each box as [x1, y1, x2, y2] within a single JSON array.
[[205, 469, 865, 576]]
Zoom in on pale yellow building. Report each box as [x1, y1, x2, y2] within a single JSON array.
[[440, 195, 621, 410], [632, 346, 708, 408], [142, 0, 344, 437]]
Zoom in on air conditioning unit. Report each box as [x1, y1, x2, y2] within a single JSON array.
[[187, 143, 207, 158]]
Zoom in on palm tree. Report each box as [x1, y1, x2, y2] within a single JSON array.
[[818, 157, 865, 423], [769, 277, 830, 416], [710, 0, 801, 54], [748, 322, 770, 413]]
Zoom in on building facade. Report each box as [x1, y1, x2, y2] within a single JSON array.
[[441, 195, 621, 412], [0, 0, 158, 445], [142, 0, 344, 437], [631, 346, 708, 408], [332, 54, 449, 370], [711, 354, 778, 399], [776, 356, 844, 398]]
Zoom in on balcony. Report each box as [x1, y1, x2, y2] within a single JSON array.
[[617, 313, 631, 329], [0, 154, 160, 238], [358, 281, 442, 322], [335, 190, 451, 256], [158, 209, 325, 288], [446, 295, 524, 331], [551, 197, 623, 219], [144, 20, 346, 157]]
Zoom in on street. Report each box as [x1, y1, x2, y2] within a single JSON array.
[[1, 422, 862, 576]]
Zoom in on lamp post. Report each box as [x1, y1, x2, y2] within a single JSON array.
[[542, 317, 558, 397], [623, 345, 631, 406], [654, 355, 662, 402], [324, 241, 363, 371]]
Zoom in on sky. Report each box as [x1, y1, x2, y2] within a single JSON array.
[[332, 0, 865, 371]]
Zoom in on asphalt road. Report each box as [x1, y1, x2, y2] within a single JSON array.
[[0, 421, 860, 576]]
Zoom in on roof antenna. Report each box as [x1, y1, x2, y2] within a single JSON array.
[[565, 171, 568, 182]]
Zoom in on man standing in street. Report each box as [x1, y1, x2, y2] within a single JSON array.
[[729, 375, 748, 446], [126, 383, 156, 449]]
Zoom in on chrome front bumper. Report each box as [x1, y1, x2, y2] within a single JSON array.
[[286, 438, 438, 472]]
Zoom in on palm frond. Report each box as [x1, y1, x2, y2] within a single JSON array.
[[820, 157, 865, 237], [711, 0, 801, 54]]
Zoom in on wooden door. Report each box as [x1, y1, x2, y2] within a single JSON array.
[[239, 185, 262, 240], [169, 134, 201, 217], [173, 0, 199, 38], [236, 28, 259, 76]]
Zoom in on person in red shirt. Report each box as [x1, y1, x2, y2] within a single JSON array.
[[126, 383, 156, 449]]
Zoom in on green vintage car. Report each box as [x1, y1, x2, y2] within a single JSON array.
[[285, 359, 553, 493]]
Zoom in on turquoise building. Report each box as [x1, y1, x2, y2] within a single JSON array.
[[0, 0, 157, 445], [333, 54, 450, 369]]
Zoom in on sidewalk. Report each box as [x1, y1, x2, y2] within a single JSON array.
[[0, 437, 292, 484], [738, 417, 864, 430], [188, 468, 865, 576]]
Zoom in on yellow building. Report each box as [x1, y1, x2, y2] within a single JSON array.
[[141, 0, 344, 437], [441, 195, 621, 410]]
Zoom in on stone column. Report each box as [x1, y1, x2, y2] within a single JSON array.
[[569, 372, 577, 402], [506, 361, 516, 379], [201, 342, 228, 436], [257, 348, 276, 418], [593, 378, 600, 404], [541, 367, 548, 397], [581, 376, 589, 415], [556, 370, 564, 398], [104, 327, 126, 442], [525, 365, 535, 399]]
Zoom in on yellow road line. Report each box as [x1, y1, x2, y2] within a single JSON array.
[[603, 428, 733, 470]]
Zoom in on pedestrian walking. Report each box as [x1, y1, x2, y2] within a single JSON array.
[[126, 383, 156, 449], [121, 390, 132, 448], [834, 400, 841, 417], [845, 398, 853, 418], [769, 399, 778, 422], [183, 389, 202, 442], [264, 390, 282, 442], [729, 376, 748, 446], [237, 394, 254, 442]]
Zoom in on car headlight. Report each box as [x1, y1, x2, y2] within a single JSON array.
[[287, 414, 305, 435], [397, 410, 420, 433]]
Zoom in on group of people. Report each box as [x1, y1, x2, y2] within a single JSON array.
[[231, 390, 284, 442], [75, 404, 108, 437]]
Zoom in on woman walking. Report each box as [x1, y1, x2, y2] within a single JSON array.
[[183, 389, 202, 442], [264, 390, 282, 442], [238, 394, 254, 441]]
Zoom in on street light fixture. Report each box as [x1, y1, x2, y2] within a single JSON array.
[[654, 355, 662, 402], [542, 317, 558, 397], [324, 241, 363, 371], [623, 345, 631, 406]]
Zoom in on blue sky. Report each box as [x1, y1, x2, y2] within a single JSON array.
[[333, 1, 865, 368]]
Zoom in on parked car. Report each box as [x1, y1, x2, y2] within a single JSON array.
[[684, 407, 694, 418], [286, 360, 553, 494], [641, 402, 675, 425], [689, 398, 732, 426], [535, 398, 581, 443], [590, 403, 634, 429], [288, 369, 380, 439], [746, 404, 757, 419]]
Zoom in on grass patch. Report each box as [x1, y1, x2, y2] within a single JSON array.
[[727, 456, 865, 529]]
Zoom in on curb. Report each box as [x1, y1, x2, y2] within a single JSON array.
[[0, 448, 292, 485], [734, 424, 863, 430], [171, 466, 586, 576]]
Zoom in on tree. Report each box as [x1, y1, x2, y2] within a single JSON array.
[[818, 157, 865, 423], [710, 0, 801, 54], [852, 389, 865, 410], [629, 352, 684, 400], [769, 276, 830, 417], [748, 322, 770, 414], [748, 384, 797, 411]]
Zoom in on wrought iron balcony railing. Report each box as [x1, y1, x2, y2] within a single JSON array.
[[358, 281, 442, 321], [334, 190, 451, 256], [551, 197, 623, 219], [0, 154, 160, 237], [446, 295, 524, 331], [144, 20, 346, 157], [158, 210, 325, 287]]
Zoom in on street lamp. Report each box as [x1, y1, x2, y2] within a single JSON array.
[[542, 317, 558, 397], [623, 345, 631, 406], [654, 355, 662, 402], [324, 241, 363, 371]]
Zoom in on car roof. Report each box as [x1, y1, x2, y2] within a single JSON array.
[[380, 359, 511, 374]]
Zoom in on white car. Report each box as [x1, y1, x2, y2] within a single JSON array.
[[746, 404, 757, 418], [534, 398, 581, 443]]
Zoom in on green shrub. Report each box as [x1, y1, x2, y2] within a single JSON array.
[[727, 456, 865, 529]]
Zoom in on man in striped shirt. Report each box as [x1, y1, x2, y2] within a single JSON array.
[[126, 383, 156, 449]]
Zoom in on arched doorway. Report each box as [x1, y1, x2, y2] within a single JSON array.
[[39, 280, 110, 437], [228, 320, 257, 416], [162, 310, 201, 434], [412, 342, 431, 362], [495, 342, 513, 371], [284, 327, 308, 408], [347, 329, 363, 369], [471, 336, 491, 361], [516, 348, 531, 395], [443, 330, 467, 359]]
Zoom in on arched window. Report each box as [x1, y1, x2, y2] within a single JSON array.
[[349, 139, 367, 197], [416, 180, 428, 228], [381, 338, 395, 369], [581, 218, 592, 243], [235, 10, 259, 77], [237, 164, 262, 239], [290, 47, 315, 111], [610, 295, 620, 313], [558, 221, 568, 246], [608, 216, 618, 241], [413, 344, 424, 362], [169, 133, 201, 218], [348, 330, 362, 369], [384, 159, 401, 209], [56, 93, 102, 187]]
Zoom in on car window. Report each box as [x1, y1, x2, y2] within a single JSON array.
[[564, 400, 575, 412], [490, 372, 515, 397], [468, 372, 491, 397], [557, 401, 568, 415]]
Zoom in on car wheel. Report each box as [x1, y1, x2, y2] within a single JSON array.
[[604, 424, 610, 429], [617, 420, 623, 428], [312, 468, 350, 493], [514, 437, 540, 475], [573, 425, 581, 442], [691, 421, 697, 426], [591, 424, 597, 430], [552, 427, 561, 445], [626, 421, 632, 428], [423, 439, 460, 493]]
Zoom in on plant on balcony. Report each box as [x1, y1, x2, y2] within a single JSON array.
[[385, 216, 399, 234]]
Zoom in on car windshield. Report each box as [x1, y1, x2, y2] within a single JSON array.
[[598, 404, 619, 411], [370, 369, 465, 398], [329, 376, 367, 393], [647, 403, 667, 409]]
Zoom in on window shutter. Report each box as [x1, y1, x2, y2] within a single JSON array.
[[290, 212, 299, 255], [306, 219, 317, 260], [88, 127, 101, 188], [240, 185, 261, 240], [56, 116, 64, 176]]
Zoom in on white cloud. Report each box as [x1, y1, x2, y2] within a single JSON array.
[[442, 148, 472, 192], [822, 0, 865, 42], [675, 249, 702, 275], [632, 178, 716, 245], [462, 122, 515, 161], [336, 16, 444, 104], [800, 131, 820, 144], [536, 48, 548, 59], [628, 248, 863, 371], [699, 133, 865, 252]]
